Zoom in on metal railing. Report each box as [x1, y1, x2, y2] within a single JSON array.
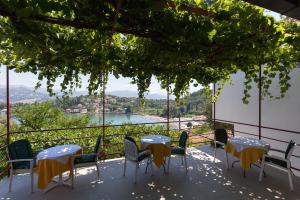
[[215, 118, 300, 172], [0, 120, 213, 177]]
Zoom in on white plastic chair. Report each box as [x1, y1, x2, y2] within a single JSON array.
[[73, 136, 102, 185], [7, 139, 35, 193], [123, 136, 151, 183], [213, 129, 229, 169], [259, 140, 297, 191]]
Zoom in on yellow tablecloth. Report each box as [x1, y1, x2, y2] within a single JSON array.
[[147, 144, 171, 167], [225, 142, 265, 170], [36, 149, 82, 189]]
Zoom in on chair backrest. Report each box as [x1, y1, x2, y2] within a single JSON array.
[[124, 137, 138, 161], [285, 140, 296, 159], [94, 135, 102, 155], [179, 131, 188, 148], [124, 136, 137, 145], [214, 129, 228, 144], [8, 139, 34, 169]]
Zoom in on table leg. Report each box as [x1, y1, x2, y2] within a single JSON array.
[[44, 172, 73, 193]]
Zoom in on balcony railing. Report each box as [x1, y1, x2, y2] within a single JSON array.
[[0, 120, 214, 178], [215, 118, 300, 173]]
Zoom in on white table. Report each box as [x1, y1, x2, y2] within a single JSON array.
[[228, 136, 270, 177], [141, 135, 171, 149], [228, 136, 270, 152], [37, 144, 81, 192]]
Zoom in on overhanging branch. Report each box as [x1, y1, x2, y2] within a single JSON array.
[[0, 8, 161, 38]]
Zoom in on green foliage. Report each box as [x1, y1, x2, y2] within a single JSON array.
[[10, 124, 182, 159], [13, 102, 90, 130], [0, 101, 213, 176], [190, 123, 212, 134], [0, 116, 7, 176], [0, 0, 299, 104]]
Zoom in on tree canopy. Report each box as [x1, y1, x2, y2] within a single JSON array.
[[13, 102, 90, 130], [0, 0, 300, 102]]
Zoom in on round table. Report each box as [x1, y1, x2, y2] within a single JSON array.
[[228, 136, 270, 152], [141, 135, 172, 168], [37, 144, 81, 163], [226, 136, 270, 173], [141, 135, 171, 149], [37, 144, 82, 192]]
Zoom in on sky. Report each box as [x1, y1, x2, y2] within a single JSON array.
[[0, 11, 281, 95], [0, 65, 200, 94]]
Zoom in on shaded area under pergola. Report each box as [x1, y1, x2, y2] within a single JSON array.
[[1, 145, 299, 199], [245, 0, 300, 20]]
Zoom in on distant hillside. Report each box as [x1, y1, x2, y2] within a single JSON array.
[[0, 86, 174, 103], [0, 85, 52, 103], [108, 90, 175, 100], [53, 88, 208, 118]]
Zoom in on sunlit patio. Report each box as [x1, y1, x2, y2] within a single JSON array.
[[1, 145, 299, 200]]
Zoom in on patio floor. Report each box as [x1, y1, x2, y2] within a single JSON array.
[[1, 145, 299, 200]]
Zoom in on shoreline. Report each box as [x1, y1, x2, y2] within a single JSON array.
[[69, 112, 206, 128]]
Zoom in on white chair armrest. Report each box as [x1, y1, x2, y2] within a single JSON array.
[[264, 154, 289, 163], [8, 159, 34, 170], [139, 149, 151, 156], [269, 148, 285, 154], [214, 141, 225, 146], [8, 159, 34, 163]]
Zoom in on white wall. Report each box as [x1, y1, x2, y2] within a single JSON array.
[[215, 67, 300, 176]]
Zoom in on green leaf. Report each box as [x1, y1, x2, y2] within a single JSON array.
[[208, 29, 217, 41], [16, 7, 34, 17]]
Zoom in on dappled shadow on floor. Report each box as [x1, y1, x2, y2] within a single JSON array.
[[1, 145, 299, 200]]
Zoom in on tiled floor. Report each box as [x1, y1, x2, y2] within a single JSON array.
[[1, 145, 299, 200]]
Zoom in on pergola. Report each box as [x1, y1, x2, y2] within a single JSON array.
[[1, 0, 300, 177]]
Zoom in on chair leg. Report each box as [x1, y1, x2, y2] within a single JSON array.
[[225, 152, 229, 170], [30, 168, 34, 193], [259, 160, 265, 182], [287, 169, 294, 191], [8, 169, 13, 192], [134, 162, 138, 184], [123, 158, 127, 176], [74, 168, 77, 178], [70, 168, 74, 189], [184, 155, 188, 173], [145, 158, 150, 174], [181, 156, 184, 165], [167, 156, 171, 174], [96, 162, 100, 181], [150, 159, 153, 175], [213, 144, 217, 163]]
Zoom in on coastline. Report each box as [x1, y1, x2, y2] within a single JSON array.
[[70, 112, 206, 128], [143, 114, 206, 130]]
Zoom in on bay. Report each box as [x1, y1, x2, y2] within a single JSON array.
[[73, 113, 162, 126], [1, 112, 163, 126]]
